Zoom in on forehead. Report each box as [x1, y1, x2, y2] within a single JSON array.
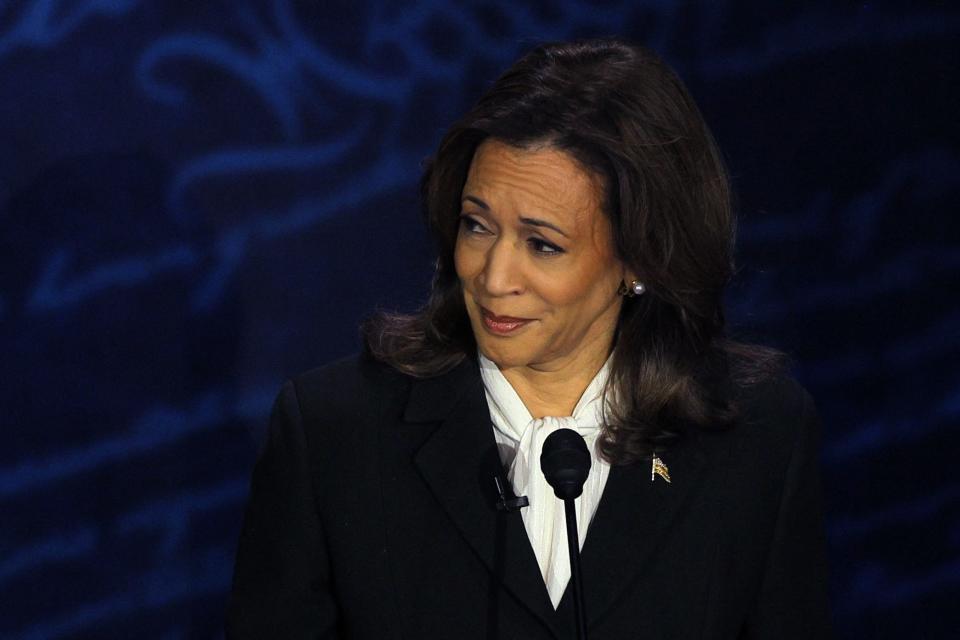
[[462, 139, 603, 226]]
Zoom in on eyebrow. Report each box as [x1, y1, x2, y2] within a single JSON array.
[[462, 195, 570, 238]]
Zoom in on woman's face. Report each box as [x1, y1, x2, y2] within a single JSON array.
[[454, 139, 629, 372]]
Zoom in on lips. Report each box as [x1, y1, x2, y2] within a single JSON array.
[[479, 306, 534, 335]]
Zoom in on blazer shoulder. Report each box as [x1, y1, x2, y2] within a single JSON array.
[[731, 373, 821, 459], [737, 372, 815, 419], [288, 352, 413, 428]]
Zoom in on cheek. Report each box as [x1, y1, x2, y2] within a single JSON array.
[[534, 268, 620, 328], [453, 238, 480, 283], [539, 263, 607, 306]]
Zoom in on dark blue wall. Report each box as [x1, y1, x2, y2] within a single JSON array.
[[2, 1, 957, 638]]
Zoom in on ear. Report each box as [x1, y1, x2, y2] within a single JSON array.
[[621, 266, 640, 286], [616, 267, 641, 297]]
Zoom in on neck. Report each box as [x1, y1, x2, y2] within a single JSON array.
[[498, 330, 614, 419]]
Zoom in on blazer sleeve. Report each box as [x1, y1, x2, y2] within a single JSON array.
[[226, 380, 340, 639], [741, 388, 833, 639]]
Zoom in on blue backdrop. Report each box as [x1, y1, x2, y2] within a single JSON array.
[[2, 1, 958, 638]]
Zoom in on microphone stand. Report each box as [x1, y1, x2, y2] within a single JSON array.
[[540, 428, 592, 640], [564, 497, 588, 640]]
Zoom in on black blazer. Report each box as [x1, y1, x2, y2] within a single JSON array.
[[226, 354, 832, 639]]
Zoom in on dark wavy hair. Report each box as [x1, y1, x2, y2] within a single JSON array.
[[363, 38, 783, 465]]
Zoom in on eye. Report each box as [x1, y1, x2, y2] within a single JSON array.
[[528, 237, 564, 255], [459, 215, 490, 235]]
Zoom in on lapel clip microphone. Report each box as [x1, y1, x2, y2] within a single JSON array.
[[493, 475, 529, 512]]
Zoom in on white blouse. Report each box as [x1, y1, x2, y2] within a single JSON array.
[[478, 352, 613, 608]]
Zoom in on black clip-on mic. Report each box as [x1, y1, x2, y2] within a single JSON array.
[[541, 428, 591, 640], [493, 475, 529, 512]]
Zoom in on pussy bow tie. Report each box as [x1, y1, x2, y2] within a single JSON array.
[[479, 354, 612, 608]]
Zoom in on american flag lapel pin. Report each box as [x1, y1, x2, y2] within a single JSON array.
[[651, 452, 671, 483]]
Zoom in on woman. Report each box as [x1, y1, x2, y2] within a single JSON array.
[[227, 39, 832, 639]]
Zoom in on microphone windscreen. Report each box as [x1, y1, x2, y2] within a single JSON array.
[[540, 428, 591, 500]]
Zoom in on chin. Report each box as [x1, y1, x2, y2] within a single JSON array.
[[475, 337, 534, 369]]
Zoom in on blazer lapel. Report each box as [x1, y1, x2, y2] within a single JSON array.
[[406, 360, 558, 631], [554, 429, 712, 627]]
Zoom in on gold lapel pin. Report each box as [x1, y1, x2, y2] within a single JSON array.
[[651, 453, 671, 483]]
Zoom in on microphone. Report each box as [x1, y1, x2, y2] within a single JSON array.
[[541, 428, 592, 499], [541, 428, 590, 640], [493, 475, 529, 512]]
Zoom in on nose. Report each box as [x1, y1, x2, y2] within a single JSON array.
[[479, 238, 524, 297]]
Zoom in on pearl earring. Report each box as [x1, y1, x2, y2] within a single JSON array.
[[618, 279, 646, 297]]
